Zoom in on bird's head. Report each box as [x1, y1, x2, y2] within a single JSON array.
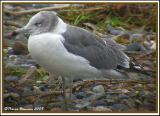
[[15, 11, 58, 36]]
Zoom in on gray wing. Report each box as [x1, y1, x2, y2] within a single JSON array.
[[62, 25, 129, 69]]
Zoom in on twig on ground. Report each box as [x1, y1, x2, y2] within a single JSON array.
[[4, 21, 22, 28], [5, 6, 108, 16], [18, 66, 37, 85]]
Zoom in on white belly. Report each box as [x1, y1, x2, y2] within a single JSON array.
[[28, 33, 101, 79]]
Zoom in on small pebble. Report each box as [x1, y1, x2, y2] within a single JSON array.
[[118, 94, 129, 99], [75, 101, 90, 109], [111, 103, 128, 111], [92, 106, 112, 112], [92, 85, 105, 94]]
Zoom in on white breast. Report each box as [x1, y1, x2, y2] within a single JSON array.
[[28, 33, 101, 79]]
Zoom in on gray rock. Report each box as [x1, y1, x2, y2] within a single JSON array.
[[111, 103, 128, 111], [118, 94, 129, 99], [92, 85, 105, 94], [4, 92, 20, 98], [22, 87, 34, 96], [75, 92, 87, 99], [107, 24, 124, 35], [5, 76, 19, 82], [34, 99, 45, 107], [105, 99, 115, 105], [135, 99, 142, 105], [126, 42, 146, 52], [121, 99, 135, 108], [19, 64, 32, 69], [47, 103, 62, 109], [75, 101, 90, 109], [9, 55, 17, 61], [105, 95, 113, 99], [92, 106, 112, 111], [33, 86, 42, 94], [93, 100, 107, 107]]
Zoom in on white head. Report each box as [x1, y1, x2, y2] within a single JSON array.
[[16, 11, 59, 35]]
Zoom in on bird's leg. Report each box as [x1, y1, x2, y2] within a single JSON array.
[[61, 77, 74, 110], [61, 77, 68, 110], [65, 77, 73, 102]]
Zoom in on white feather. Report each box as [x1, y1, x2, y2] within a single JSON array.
[[28, 33, 101, 79], [52, 18, 67, 34]]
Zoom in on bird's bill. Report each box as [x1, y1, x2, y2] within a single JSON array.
[[15, 26, 29, 34]]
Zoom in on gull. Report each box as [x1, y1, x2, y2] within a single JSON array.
[[15, 11, 130, 104]]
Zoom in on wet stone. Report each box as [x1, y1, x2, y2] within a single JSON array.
[[92, 106, 112, 112], [92, 85, 105, 94], [121, 99, 135, 108], [111, 103, 128, 111], [75, 101, 90, 109], [92, 100, 107, 107], [75, 92, 87, 99], [105, 99, 115, 106], [118, 94, 129, 99]]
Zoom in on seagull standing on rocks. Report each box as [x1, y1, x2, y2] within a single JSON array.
[[16, 11, 130, 101]]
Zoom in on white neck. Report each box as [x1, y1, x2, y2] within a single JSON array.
[[52, 18, 67, 34]]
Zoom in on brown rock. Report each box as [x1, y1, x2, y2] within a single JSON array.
[[12, 41, 29, 55]]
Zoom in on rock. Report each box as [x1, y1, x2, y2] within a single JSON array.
[[12, 41, 29, 55], [105, 99, 115, 105], [92, 106, 112, 112], [75, 92, 86, 99], [47, 103, 62, 109], [121, 99, 135, 108], [92, 85, 105, 100], [144, 40, 156, 51], [105, 95, 112, 99], [75, 101, 90, 109], [3, 47, 13, 54], [94, 93, 105, 100], [19, 64, 33, 69], [3, 49, 9, 54], [118, 94, 129, 99], [39, 86, 48, 92], [4, 92, 20, 98], [150, 41, 156, 51], [92, 85, 105, 94], [121, 89, 130, 93], [34, 99, 45, 107], [107, 24, 124, 35], [126, 42, 146, 52], [22, 87, 35, 96], [130, 33, 144, 41], [5, 76, 19, 82], [9, 55, 17, 61], [33, 86, 42, 94], [135, 99, 142, 105], [93, 100, 107, 107], [111, 103, 128, 111], [136, 84, 143, 88]]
